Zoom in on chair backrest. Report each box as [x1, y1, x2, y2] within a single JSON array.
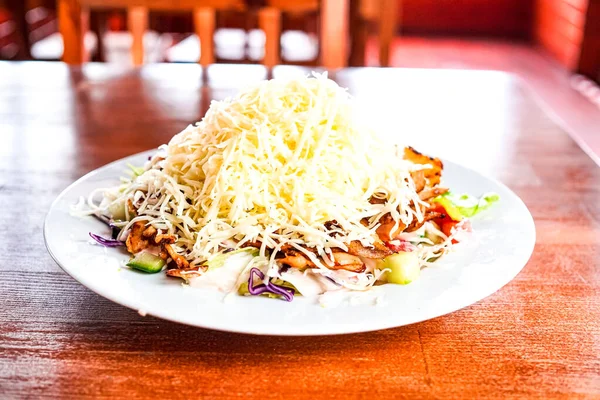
[[57, 0, 348, 69], [57, 0, 244, 66]]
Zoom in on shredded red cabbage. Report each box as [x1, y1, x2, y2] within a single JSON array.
[[91, 213, 121, 238], [92, 213, 111, 226], [325, 275, 342, 287], [89, 232, 125, 247], [248, 267, 294, 302]]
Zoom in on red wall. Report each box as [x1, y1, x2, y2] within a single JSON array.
[[400, 0, 533, 38], [533, 0, 589, 70], [396, 0, 589, 70]]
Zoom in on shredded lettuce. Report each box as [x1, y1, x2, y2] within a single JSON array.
[[434, 192, 499, 218], [127, 163, 146, 177], [206, 248, 259, 271]]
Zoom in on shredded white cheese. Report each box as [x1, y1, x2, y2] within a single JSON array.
[[99, 73, 425, 270]]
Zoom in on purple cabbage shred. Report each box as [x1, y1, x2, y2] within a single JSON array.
[[248, 267, 294, 302], [92, 213, 121, 239], [325, 275, 342, 287], [89, 232, 125, 247], [92, 213, 111, 226]]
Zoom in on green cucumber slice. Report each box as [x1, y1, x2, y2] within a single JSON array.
[[126, 252, 165, 273]]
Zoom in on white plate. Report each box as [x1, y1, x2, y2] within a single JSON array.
[[44, 150, 535, 336]]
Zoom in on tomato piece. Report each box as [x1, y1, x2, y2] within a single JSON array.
[[430, 204, 447, 216], [385, 240, 417, 253], [431, 205, 451, 228], [441, 220, 472, 243], [431, 204, 472, 244], [441, 220, 459, 237]]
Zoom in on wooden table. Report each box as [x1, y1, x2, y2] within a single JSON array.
[[1, 62, 599, 398]]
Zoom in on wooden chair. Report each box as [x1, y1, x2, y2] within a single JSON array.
[[258, 0, 349, 69], [57, 0, 245, 66], [57, 0, 349, 69]]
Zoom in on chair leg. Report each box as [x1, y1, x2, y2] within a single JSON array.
[[348, 0, 367, 66], [6, 0, 31, 59], [81, 8, 91, 62], [194, 7, 215, 67], [379, 0, 399, 67], [90, 11, 106, 62], [321, 0, 349, 69], [128, 6, 148, 66], [58, 0, 85, 64], [258, 7, 281, 69]]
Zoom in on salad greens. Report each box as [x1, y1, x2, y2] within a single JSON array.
[[127, 163, 146, 177], [434, 192, 499, 219], [206, 248, 260, 271]]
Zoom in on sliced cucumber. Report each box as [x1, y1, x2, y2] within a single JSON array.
[[126, 252, 165, 273], [108, 201, 127, 221], [383, 251, 420, 285]]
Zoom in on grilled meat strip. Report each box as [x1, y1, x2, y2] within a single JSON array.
[[404, 146, 443, 187], [346, 240, 393, 259]]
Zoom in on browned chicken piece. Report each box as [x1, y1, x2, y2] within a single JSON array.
[[346, 240, 393, 259], [166, 267, 201, 280], [142, 225, 157, 238], [276, 246, 366, 273], [369, 196, 386, 205], [127, 199, 137, 217], [158, 246, 169, 260], [404, 211, 445, 232], [404, 146, 443, 187], [410, 170, 426, 193], [134, 222, 175, 248], [126, 221, 150, 254], [241, 241, 263, 249], [330, 251, 366, 273], [419, 187, 449, 201], [277, 254, 316, 270], [376, 213, 407, 242], [154, 233, 176, 245], [276, 243, 322, 270], [164, 244, 190, 269]]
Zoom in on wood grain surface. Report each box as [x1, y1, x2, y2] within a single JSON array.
[[0, 62, 599, 399]]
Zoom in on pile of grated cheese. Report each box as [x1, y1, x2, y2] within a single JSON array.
[[127, 73, 424, 269]]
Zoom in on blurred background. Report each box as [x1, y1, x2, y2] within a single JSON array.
[[0, 0, 598, 84]]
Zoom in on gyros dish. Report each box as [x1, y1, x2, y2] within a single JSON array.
[[75, 73, 498, 303]]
